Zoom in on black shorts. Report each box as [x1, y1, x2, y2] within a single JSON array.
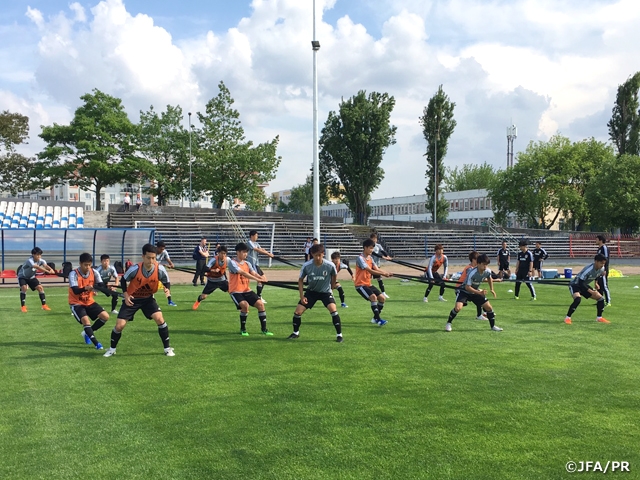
[[299, 290, 336, 309], [70, 303, 105, 323], [569, 283, 593, 299], [19, 277, 40, 291], [425, 272, 444, 284], [499, 262, 509, 271], [516, 272, 531, 282], [455, 289, 488, 307], [117, 297, 161, 321], [355, 285, 382, 300], [202, 280, 229, 295], [230, 291, 261, 308], [533, 260, 542, 270]]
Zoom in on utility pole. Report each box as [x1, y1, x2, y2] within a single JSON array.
[[507, 124, 517, 168], [311, 0, 321, 239]]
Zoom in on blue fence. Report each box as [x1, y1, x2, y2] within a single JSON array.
[[0, 228, 155, 272]]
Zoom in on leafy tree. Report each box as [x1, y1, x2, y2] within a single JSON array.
[[0, 110, 33, 195], [585, 154, 640, 232], [194, 81, 281, 209], [419, 85, 456, 223], [444, 162, 496, 192], [137, 105, 190, 206], [278, 176, 314, 215], [37, 89, 145, 211], [319, 90, 397, 225], [608, 72, 640, 156], [0, 110, 29, 152]]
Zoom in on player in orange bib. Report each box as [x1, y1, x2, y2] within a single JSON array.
[[102, 243, 175, 357], [424, 244, 448, 302], [69, 253, 114, 351], [193, 245, 229, 310], [355, 239, 393, 326]]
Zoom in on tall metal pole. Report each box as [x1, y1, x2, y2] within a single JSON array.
[[188, 112, 192, 208], [312, 0, 320, 240], [433, 137, 437, 224]]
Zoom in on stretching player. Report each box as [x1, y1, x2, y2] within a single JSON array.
[[96, 254, 120, 314], [445, 254, 502, 332], [156, 241, 177, 307], [355, 239, 392, 326], [103, 243, 175, 357], [457, 251, 488, 320], [193, 245, 229, 310], [514, 240, 536, 300], [370, 233, 392, 299], [565, 254, 609, 325], [596, 235, 611, 306], [424, 244, 448, 302], [69, 253, 113, 351], [288, 244, 343, 342], [330, 251, 354, 308], [18, 246, 55, 312]]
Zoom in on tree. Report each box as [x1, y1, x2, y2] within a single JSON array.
[[277, 176, 314, 215], [0, 110, 29, 152], [37, 90, 144, 211], [137, 105, 190, 206], [585, 154, 640, 232], [608, 72, 640, 156], [194, 82, 281, 209], [319, 90, 397, 224], [0, 110, 34, 196], [419, 85, 456, 223], [444, 162, 496, 192]]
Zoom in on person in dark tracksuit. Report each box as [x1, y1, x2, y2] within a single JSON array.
[[514, 240, 536, 300], [596, 235, 611, 306]]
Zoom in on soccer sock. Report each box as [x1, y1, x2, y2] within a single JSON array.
[[448, 309, 458, 323], [240, 312, 248, 331], [292, 314, 302, 333], [257, 284, 264, 297], [370, 302, 381, 321], [515, 282, 521, 296], [378, 302, 384, 314], [476, 305, 483, 317], [331, 311, 342, 334], [197, 294, 205, 302], [596, 298, 605, 317], [527, 282, 536, 297], [83, 325, 99, 346], [39, 292, 46, 305], [158, 322, 170, 348], [425, 285, 433, 297], [91, 318, 106, 332], [486, 310, 496, 328], [439, 284, 446, 296], [20, 292, 26, 307], [378, 278, 385, 293], [337, 286, 345, 303], [110, 328, 122, 349], [167, 295, 173, 303], [258, 311, 267, 331], [567, 297, 581, 317], [111, 296, 118, 310]]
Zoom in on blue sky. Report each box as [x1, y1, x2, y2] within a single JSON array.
[[1, 0, 638, 198]]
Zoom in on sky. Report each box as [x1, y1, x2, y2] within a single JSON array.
[[1, 0, 639, 199]]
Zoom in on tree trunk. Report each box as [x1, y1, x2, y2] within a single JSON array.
[[95, 181, 102, 211]]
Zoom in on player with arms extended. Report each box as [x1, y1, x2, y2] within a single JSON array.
[[564, 253, 610, 325], [18, 246, 56, 312]]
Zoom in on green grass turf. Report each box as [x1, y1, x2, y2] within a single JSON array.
[[1, 276, 639, 479]]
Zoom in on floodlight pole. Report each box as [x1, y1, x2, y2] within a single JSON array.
[[312, 0, 321, 240], [188, 112, 193, 208]]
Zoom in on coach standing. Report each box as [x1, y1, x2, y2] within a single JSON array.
[[192, 238, 210, 286]]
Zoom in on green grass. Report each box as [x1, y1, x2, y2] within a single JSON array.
[[1, 276, 639, 479]]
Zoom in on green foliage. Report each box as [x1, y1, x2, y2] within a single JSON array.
[[277, 176, 314, 215], [0, 110, 33, 195], [1, 277, 639, 478], [0, 110, 29, 152], [489, 135, 612, 229], [608, 71, 640, 156], [319, 90, 397, 225], [137, 105, 190, 206], [585, 154, 640, 232], [37, 89, 143, 211], [420, 85, 457, 223], [444, 162, 496, 192], [195, 81, 281, 209]]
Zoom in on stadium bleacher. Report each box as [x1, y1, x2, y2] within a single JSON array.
[[0, 201, 84, 230]]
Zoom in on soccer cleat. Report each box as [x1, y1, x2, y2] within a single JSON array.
[[382, 293, 390, 299], [530, 296, 537, 301], [21, 306, 27, 313], [514, 296, 519, 300], [491, 325, 503, 331], [168, 300, 177, 307], [95, 343, 103, 350], [596, 317, 610, 324], [287, 333, 300, 339], [605, 302, 612, 307], [476, 315, 488, 321], [192, 282, 197, 287], [371, 318, 378, 324], [82, 331, 92, 345], [336, 335, 344, 343], [341, 303, 348, 308], [564, 317, 572, 324], [241, 330, 249, 336], [377, 319, 388, 326], [438, 296, 447, 302], [41, 305, 51, 311], [423, 297, 428, 303], [445, 323, 452, 332], [201, 282, 205, 286], [192, 301, 200, 310], [260, 298, 268, 304], [103, 348, 116, 357], [261, 330, 274, 336], [111, 309, 119, 314], [164, 347, 175, 356]]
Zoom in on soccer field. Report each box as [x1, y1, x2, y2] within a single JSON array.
[[1, 275, 639, 479]]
